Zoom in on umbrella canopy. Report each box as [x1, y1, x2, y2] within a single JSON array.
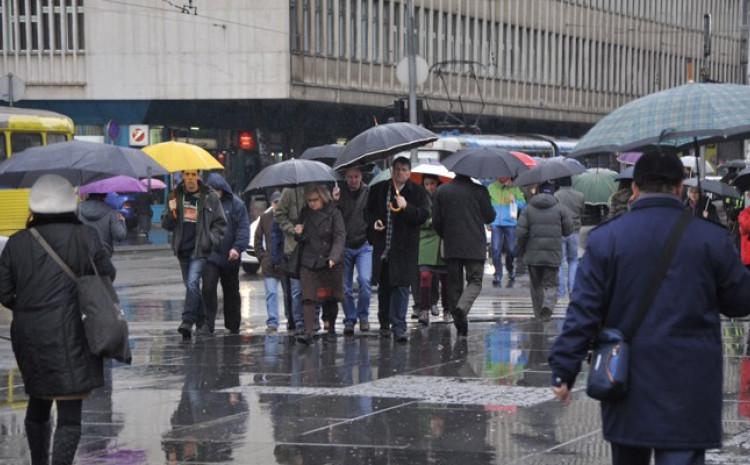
[[143, 141, 223, 172], [513, 158, 586, 187], [410, 163, 455, 185], [80, 175, 147, 195], [722, 159, 748, 169], [616, 166, 635, 181], [300, 144, 344, 166], [573, 168, 618, 205], [0, 140, 169, 188], [244, 159, 337, 192], [730, 167, 750, 192], [509, 151, 538, 168], [616, 152, 643, 165], [680, 156, 715, 175], [141, 177, 167, 190], [683, 178, 740, 199], [572, 83, 750, 157], [440, 146, 528, 179], [333, 123, 438, 169]]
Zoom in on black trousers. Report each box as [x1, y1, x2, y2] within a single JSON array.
[[611, 443, 705, 465], [445, 259, 485, 316], [202, 262, 241, 332], [281, 275, 295, 330]]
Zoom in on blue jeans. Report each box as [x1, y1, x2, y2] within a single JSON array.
[[558, 233, 579, 297], [263, 277, 282, 328], [290, 278, 304, 329], [343, 243, 373, 326], [178, 257, 206, 326], [491, 226, 516, 280]]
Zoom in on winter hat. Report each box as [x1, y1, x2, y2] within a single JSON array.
[[29, 174, 78, 214], [633, 151, 683, 185]]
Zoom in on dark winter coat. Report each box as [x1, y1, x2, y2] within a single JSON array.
[[298, 203, 346, 270], [516, 193, 573, 267], [685, 196, 721, 224], [549, 196, 750, 449], [204, 174, 250, 268], [337, 184, 370, 248], [365, 180, 430, 287], [161, 182, 227, 259], [79, 199, 127, 256], [554, 187, 585, 233], [433, 176, 495, 261], [0, 215, 116, 398], [255, 209, 284, 278]]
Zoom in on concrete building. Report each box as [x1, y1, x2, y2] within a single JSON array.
[[1, 0, 747, 187]]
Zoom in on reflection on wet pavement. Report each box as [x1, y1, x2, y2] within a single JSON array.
[[1, 309, 748, 464]]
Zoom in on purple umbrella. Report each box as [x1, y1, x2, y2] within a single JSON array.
[[616, 152, 643, 165], [140, 177, 167, 190], [79, 175, 147, 195]]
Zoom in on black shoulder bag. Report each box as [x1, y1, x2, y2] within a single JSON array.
[[586, 209, 691, 401]]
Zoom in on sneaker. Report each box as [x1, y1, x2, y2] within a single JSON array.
[[418, 310, 430, 326], [296, 334, 314, 345], [443, 312, 453, 324], [430, 304, 440, 317], [395, 333, 408, 343], [379, 327, 392, 338], [343, 325, 355, 336], [359, 321, 370, 332], [178, 321, 192, 341], [265, 326, 278, 334]]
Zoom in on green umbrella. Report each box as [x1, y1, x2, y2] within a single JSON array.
[[368, 168, 391, 187], [573, 168, 618, 206], [572, 83, 750, 157]]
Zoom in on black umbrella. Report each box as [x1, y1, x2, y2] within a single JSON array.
[[616, 166, 635, 181], [722, 159, 748, 169], [0, 140, 169, 188], [513, 159, 586, 187], [683, 178, 740, 199], [333, 123, 438, 170], [299, 144, 344, 166], [244, 159, 338, 192], [441, 147, 528, 179]]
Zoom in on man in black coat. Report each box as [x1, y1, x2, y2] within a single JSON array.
[[365, 157, 429, 342], [433, 175, 496, 336]]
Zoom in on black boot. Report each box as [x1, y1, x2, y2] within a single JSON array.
[[25, 419, 51, 465], [51, 425, 81, 465]]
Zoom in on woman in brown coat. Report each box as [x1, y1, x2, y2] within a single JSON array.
[[294, 184, 345, 344]]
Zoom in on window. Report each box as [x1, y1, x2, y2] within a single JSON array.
[[11, 133, 43, 153], [0, 134, 6, 160], [46, 133, 67, 144], [1, 0, 86, 53]]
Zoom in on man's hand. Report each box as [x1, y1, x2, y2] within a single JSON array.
[[332, 185, 341, 201], [552, 383, 571, 404], [328, 259, 335, 269], [228, 249, 240, 261], [294, 224, 304, 235], [374, 219, 385, 231], [395, 195, 407, 209], [116, 213, 125, 222]]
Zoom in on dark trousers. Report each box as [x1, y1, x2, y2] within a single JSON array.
[[202, 262, 241, 332], [419, 270, 448, 311], [445, 259, 485, 316], [611, 443, 705, 465], [281, 276, 295, 330], [528, 265, 559, 317], [26, 397, 83, 465], [377, 261, 411, 336]]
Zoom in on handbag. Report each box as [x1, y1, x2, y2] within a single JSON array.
[[586, 209, 692, 401], [30, 228, 132, 364]]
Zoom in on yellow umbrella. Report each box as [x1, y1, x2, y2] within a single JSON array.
[[142, 141, 223, 172]]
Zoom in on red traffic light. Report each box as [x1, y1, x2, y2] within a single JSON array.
[[239, 131, 256, 150]]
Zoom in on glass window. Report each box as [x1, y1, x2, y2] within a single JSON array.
[[10, 132, 43, 154], [46, 133, 68, 144], [0, 134, 7, 159]]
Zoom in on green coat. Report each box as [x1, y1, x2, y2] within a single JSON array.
[[418, 218, 444, 267]]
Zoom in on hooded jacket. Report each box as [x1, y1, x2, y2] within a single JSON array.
[[516, 193, 573, 267], [204, 174, 250, 268], [79, 198, 127, 256], [161, 181, 227, 259]]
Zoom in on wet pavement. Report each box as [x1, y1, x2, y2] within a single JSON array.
[[1, 250, 749, 464]]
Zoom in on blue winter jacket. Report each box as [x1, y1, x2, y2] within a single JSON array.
[[549, 196, 750, 449], [204, 174, 250, 268]]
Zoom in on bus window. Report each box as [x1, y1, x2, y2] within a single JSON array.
[[46, 133, 68, 144], [0, 135, 6, 159], [10, 132, 43, 153]]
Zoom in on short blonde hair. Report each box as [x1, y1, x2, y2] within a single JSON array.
[[304, 183, 332, 205]]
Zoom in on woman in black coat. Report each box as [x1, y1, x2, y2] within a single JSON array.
[[0, 175, 116, 465], [685, 186, 720, 224], [294, 184, 345, 344]]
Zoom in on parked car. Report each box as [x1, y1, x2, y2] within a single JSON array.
[[241, 212, 262, 274]]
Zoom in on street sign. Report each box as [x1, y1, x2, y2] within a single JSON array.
[[396, 55, 429, 87], [129, 125, 149, 146], [0, 74, 26, 105]]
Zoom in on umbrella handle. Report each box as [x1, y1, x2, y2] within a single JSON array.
[[388, 180, 404, 213]]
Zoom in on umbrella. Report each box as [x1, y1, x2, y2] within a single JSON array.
[[572, 83, 750, 157], [616, 167, 635, 181], [617, 152, 643, 165], [722, 159, 748, 169], [683, 178, 740, 199], [300, 144, 344, 166], [572, 168, 618, 205], [0, 141, 169, 188], [410, 163, 455, 185], [731, 167, 750, 192], [440, 146, 529, 179], [80, 176, 147, 195], [333, 123, 438, 169], [143, 141, 223, 172], [244, 159, 337, 192], [509, 151, 538, 168], [680, 156, 715, 175], [141, 178, 167, 190], [513, 158, 586, 187]]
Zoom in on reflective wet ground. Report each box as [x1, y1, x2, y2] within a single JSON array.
[[1, 249, 749, 464]]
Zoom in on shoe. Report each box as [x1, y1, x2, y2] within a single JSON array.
[[229, 329, 240, 335], [178, 321, 192, 341], [296, 334, 313, 345], [540, 307, 553, 322], [443, 312, 453, 324], [418, 310, 430, 326], [379, 327, 392, 338], [395, 333, 408, 343], [323, 320, 330, 331], [492, 277, 501, 287], [293, 328, 304, 337], [410, 309, 420, 320], [452, 310, 468, 337], [196, 325, 213, 336], [343, 325, 355, 336], [359, 321, 370, 332], [265, 326, 278, 334], [430, 304, 440, 317], [25, 419, 51, 465]]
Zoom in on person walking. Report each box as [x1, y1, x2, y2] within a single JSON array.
[[162, 170, 227, 341], [516, 182, 573, 320], [275, 186, 309, 334], [549, 151, 750, 465], [255, 191, 287, 332], [78, 193, 127, 257], [433, 174, 495, 336], [488, 177, 526, 286], [333, 166, 373, 335], [0, 175, 117, 465], [685, 186, 720, 224], [554, 177, 585, 298], [608, 178, 633, 219], [415, 174, 449, 326], [295, 184, 345, 344], [202, 173, 250, 335], [737, 203, 750, 271], [366, 157, 430, 342]]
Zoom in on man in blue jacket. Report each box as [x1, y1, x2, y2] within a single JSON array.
[[202, 173, 250, 334], [549, 151, 750, 465]]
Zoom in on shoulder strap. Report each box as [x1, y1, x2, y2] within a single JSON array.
[[622, 208, 692, 340], [29, 227, 78, 280]]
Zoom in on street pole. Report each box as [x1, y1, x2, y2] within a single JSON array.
[[406, 0, 419, 165], [7, 73, 14, 107]]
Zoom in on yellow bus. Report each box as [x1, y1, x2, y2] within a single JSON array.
[[0, 107, 75, 236]]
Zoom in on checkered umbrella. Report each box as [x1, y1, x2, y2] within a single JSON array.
[[572, 83, 750, 157]]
